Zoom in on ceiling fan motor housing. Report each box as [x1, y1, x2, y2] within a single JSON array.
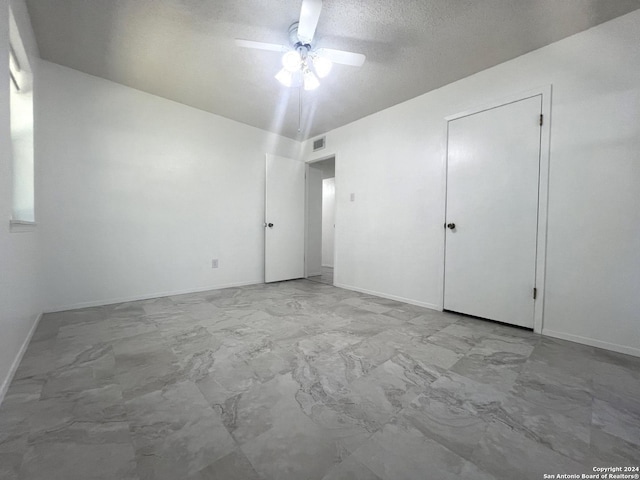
[[288, 22, 311, 51]]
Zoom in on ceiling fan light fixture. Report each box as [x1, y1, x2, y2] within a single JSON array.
[[303, 69, 320, 91], [275, 68, 294, 87], [282, 50, 302, 72], [236, 0, 366, 93], [312, 55, 332, 78]]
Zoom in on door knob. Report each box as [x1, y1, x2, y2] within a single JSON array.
[[447, 223, 456, 229], [267, 223, 274, 228]]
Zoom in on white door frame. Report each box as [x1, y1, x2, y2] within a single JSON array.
[[305, 154, 337, 281], [441, 85, 552, 334]]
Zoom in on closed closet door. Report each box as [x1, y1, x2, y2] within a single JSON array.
[[444, 95, 542, 328]]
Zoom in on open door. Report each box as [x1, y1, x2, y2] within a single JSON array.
[[265, 154, 305, 283]]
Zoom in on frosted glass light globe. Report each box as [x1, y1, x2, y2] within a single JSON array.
[[282, 51, 302, 72], [303, 70, 320, 91], [313, 55, 332, 78], [275, 68, 293, 87]]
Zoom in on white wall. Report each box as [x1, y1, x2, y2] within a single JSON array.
[[322, 178, 335, 268], [304, 10, 640, 356], [306, 165, 323, 276], [37, 61, 299, 311], [0, 0, 42, 400]]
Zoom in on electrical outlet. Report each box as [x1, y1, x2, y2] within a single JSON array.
[[350, 193, 355, 202], [212, 259, 219, 268]]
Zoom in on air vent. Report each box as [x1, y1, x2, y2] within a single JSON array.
[[312, 136, 326, 152]]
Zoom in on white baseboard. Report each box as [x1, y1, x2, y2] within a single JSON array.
[[321, 264, 334, 268], [0, 312, 42, 406], [542, 329, 640, 358], [331, 285, 638, 357], [44, 280, 262, 313], [307, 271, 322, 277], [334, 283, 441, 311]]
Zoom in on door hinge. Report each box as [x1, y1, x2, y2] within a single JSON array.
[[533, 287, 537, 299], [539, 114, 543, 126]]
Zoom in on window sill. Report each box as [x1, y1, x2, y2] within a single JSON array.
[[10, 219, 37, 233]]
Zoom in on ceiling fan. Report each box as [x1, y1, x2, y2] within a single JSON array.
[[235, 0, 366, 91]]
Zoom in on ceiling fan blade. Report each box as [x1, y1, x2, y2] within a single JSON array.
[[316, 48, 366, 67], [297, 0, 322, 44], [234, 39, 288, 53]]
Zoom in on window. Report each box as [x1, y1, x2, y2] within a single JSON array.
[[9, 12, 35, 225]]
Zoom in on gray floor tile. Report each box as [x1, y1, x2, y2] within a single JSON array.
[[126, 381, 235, 480], [321, 454, 382, 480], [19, 442, 138, 480], [223, 372, 301, 445], [402, 340, 463, 370], [450, 334, 535, 392], [402, 390, 491, 460], [495, 392, 592, 463], [592, 355, 640, 414], [241, 408, 342, 480], [352, 419, 498, 480], [587, 428, 640, 469], [0, 279, 637, 479], [192, 449, 263, 479], [592, 398, 640, 447], [469, 421, 586, 480]]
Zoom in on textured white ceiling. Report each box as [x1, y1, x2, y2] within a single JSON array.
[[26, 0, 640, 139]]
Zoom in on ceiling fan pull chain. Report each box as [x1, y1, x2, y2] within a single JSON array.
[[298, 87, 302, 133]]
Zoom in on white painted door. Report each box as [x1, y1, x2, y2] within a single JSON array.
[[265, 154, 305, 283], [444, 95, 542, 328]]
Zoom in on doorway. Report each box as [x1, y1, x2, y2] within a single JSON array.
[[443, 88, 551, 331], [306, 156, 335, 285]]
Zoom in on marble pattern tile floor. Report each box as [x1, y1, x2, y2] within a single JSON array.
[[1, 279, 638, 479]]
